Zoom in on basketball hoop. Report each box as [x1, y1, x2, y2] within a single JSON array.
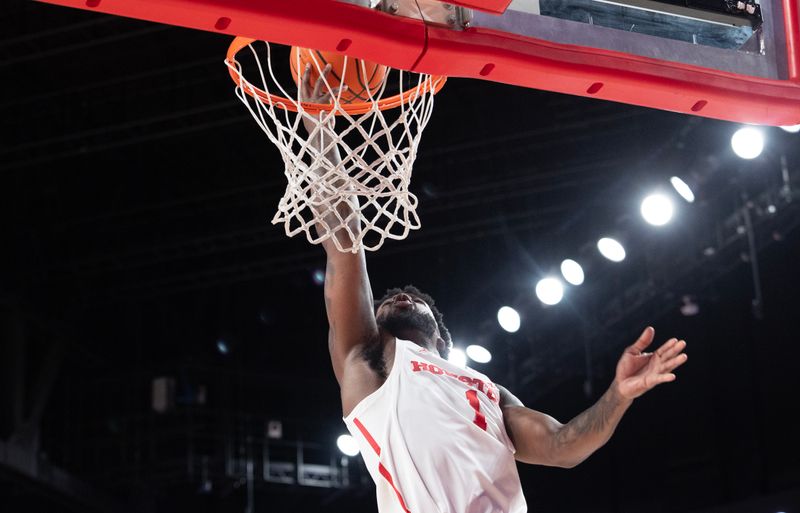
[[225, 37, 447, 253]]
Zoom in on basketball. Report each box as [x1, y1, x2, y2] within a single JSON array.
[[289, 46, 388, 104]]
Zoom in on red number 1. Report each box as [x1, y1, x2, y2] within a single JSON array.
[[465, 390, 487, 430]]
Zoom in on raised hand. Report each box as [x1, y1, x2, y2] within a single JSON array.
[[614, 327, 687, 400], [298, 62, 347, 139], [299, 62, 347, 104]]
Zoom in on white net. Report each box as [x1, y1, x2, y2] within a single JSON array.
[[225, 40, 444, 253]]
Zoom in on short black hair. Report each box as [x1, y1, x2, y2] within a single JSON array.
[[375, 285, 452, 358]]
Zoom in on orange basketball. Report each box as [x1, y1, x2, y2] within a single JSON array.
[[289, 46, 388, 104]]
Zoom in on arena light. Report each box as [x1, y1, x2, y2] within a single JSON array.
[[780, 125, 800, 133], [448, 348, 467, 368], [497, 306, 521, 333], [216, 339, 229, 355], [597, 237, 626, 262], [337, 434, 360, 456], [466, 344, 492, 363], [535, 277, 564, 305], [640, 193, 674, 226], [670, 176, 695, 203], [560, 259, 584, 286], [731, 126, 764, 159]]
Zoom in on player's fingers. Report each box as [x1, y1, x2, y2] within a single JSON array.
[[663, 352, 688, 371], [659, 339, 686, 360], [312, 77, 323, 99], [313, 64, 332, 98], [300, 63, 313, 99], [628, 326, 655, 353], [657, 373, 676, 385], [655, 338, 678, 358]]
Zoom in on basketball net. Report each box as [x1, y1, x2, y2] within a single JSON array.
[[225, 39, 446, 253]]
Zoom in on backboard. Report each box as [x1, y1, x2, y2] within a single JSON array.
[[34, 0, 799, 125]]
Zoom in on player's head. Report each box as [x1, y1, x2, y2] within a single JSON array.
[[375, 285, 452, 359]]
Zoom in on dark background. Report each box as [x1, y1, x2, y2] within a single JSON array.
[[2, 1, 800, 513]]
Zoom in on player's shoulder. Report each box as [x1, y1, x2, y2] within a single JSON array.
[[496, 383, 524, 407]]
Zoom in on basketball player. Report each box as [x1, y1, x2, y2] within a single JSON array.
[[300, 64, 688, 513]]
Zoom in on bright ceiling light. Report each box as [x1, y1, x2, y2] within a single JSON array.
[[466, 344, 492, 363], [731, 126, 764, 159], [780, 124, 800, 133], [497, 306, 521, 333], [640, 193, 674, 226], [535, 277, 564, 305], [337, 434, 360, 456], [560, 259, 584, 285], [448, 348, 467, 368], [670, 176, 695, 203], [597, 237, 626, 262]]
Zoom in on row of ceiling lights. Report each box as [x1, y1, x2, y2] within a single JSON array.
[[443, 124, 797, 370]]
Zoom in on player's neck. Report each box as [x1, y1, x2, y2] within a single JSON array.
[[381, 329, 439, 356]]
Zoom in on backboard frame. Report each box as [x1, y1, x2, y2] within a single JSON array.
[[34, 0, 800, 125]]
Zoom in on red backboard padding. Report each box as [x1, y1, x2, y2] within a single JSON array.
[[34, 0, 800, 125], [35, 0, 428, 72], [420, 25, 800, 126]]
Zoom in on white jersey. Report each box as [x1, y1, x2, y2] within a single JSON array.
[[343, 338, 527, 513]]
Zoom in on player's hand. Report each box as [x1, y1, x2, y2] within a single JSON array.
[[299, 62, 347, 104], [299, 62, 346, 135], [613, 326, 687, 400]]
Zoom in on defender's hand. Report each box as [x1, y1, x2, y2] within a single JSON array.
[[614, 327, 687, 400]]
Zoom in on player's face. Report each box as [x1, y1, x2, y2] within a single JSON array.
[[376, 292, 439, 340]]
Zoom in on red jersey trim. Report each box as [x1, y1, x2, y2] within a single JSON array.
[[353, 417, 412, 513], [353, 417, 381, 455]]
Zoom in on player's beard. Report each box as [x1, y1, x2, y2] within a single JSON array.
[[377, 308, 438, 340]]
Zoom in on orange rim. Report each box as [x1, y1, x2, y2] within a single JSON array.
[[226, 37, 447, 116]]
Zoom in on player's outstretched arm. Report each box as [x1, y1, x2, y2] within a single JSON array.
[[499, 327, 687, 468], [299, 64, 379, 385]]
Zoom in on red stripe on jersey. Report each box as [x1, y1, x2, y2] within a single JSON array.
[[353, 417, 381, 456], [354, 417, 412, 513], [379, 462, 412, 513]]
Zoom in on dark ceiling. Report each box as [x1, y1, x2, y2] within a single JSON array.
[[2, 1, 800, 513]]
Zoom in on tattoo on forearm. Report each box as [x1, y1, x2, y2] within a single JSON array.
[[557, 389, 621, 446]]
